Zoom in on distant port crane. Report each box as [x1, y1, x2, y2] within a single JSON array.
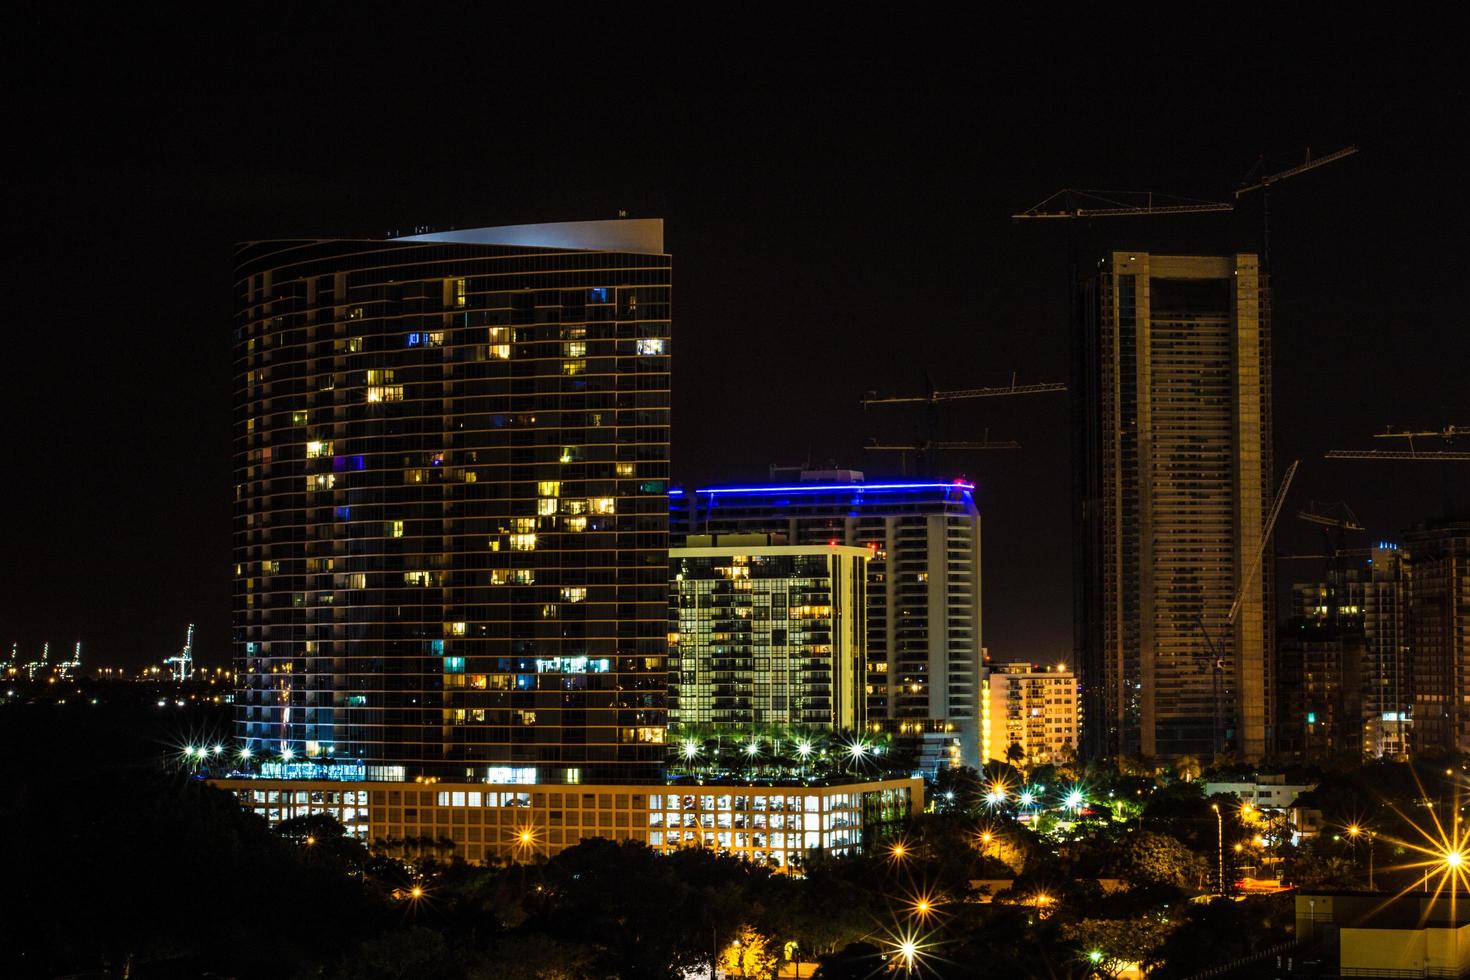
[[164, 624, 195, 683]]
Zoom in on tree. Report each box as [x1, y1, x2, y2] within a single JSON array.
[[1174, 755, 1202, 783], [722, 924, 780, 978], [1114, 831, 1206, 891], [1062, 917, 1176, 979]]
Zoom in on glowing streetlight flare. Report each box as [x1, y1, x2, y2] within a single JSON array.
[[744, 740, 760, 757], [681, 740, 699, 760], [796, 740, 813, 758]]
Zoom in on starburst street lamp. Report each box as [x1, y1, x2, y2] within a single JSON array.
[[846, 740, 869, 772]]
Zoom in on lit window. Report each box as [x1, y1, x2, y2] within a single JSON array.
[[514, 518, 536, 533], [307, 474, 335, 490], [348, 337, 363, 352], [562, 359, 586, 376], [538, 498, 557, 516], [388, 520, 404, 538], [563, 499, 588, 515], [560, 447, 582, 463], [565, 516, 587, 532], [615, 463, 636, 477], [451, 278, 467, 307], [637, 337, 664, 356], [306, 440, 333, 458], [487, 327, 511, 359], [444, 657, 466, 673], [564, 341, 587, 357], [510, 533, 537, 551], [348, 307, 365, 320], [404, 571, 432, 586], [590, 497, 616, 515], [537, 481, 561, 497], [292, 410, 309, 426], [561, 587, 587, 603], [510, 570, 535, 584], [403, 469, 428, 484], [445, 622, 467, 636], [365, 369, 394, 384], [366, 385, 404, 403], [346, 573, 366, 589], [489, 569, 507, 585]]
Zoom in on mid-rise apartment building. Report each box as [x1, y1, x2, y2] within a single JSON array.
[[982, 661, 1078, 767], [669, 539, 869, 732], [672, 474, 981, 767]]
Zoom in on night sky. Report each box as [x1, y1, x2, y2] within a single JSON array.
[[3, 12, 1465, 671]]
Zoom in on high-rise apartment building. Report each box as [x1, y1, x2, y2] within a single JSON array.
[[1075, 252, 1273, 761], [672, 474, 981, 767], [1289, 544, 1410, 757], [233, 220, 671, 784], [1407, 521, 1470, 753], [981, 661, 1078, 768], [669, 538, 869, 732]]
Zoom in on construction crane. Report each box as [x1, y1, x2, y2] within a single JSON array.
[[1326, 424, 1470, 462], [864, 436, 1022, 452], [1236, 145, 1359, 197], [861, 374, 1065, 475], [1196, 459, 1300, 756], [1235, 145, 1359, 269], [860, 378, 1067, 406], [1295, 501, 1365, 533], [1011, 188, 1234, 220], [164, 624, 195, 683], [1294, 502, 1366, 628]]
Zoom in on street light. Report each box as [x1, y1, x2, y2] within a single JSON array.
[[1211, 804, 1224, 896]]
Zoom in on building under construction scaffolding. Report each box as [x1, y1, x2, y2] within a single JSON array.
[[1074, 252, 1275, 761]]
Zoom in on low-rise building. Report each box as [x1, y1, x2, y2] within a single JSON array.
[[1298, 891, 1470, 978], [210, 775, 921, 874], [1203, 772, 1317, 810]]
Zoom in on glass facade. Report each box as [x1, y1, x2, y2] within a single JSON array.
[[233, 221, 671, 783]]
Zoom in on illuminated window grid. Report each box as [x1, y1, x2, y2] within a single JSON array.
[[217, 777, 919, 868], [234, 233, 672, 784], [646, 790, 865, 871]]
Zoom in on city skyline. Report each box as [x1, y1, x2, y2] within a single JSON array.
[[3, 16, 1465, 676]]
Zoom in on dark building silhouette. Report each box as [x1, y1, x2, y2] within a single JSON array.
[[1407, 521, 1470, 753], [233, 220, 671, 783], [1075, 252, 1274, 761]]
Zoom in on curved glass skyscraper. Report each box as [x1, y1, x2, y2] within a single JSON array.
[[233, 220, 671, 784]]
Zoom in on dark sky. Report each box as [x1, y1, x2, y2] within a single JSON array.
[[2, 12, 1465, 670]]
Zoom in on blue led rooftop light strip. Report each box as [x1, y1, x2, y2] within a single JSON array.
[[694, 482, 975, 494]]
